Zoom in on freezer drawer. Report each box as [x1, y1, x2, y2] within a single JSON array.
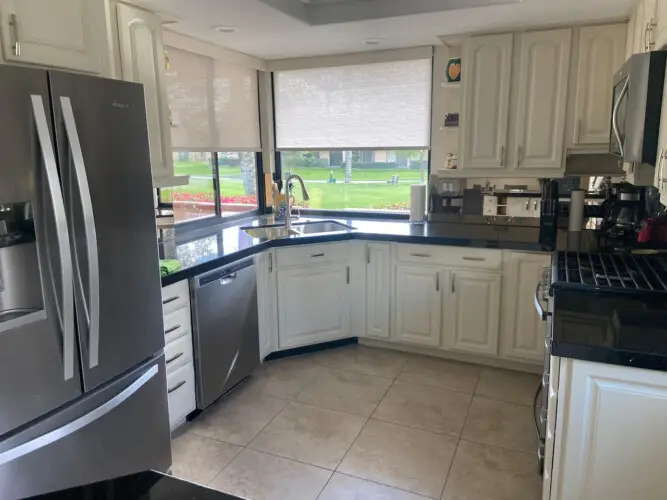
[[0, 355, 171, 499]]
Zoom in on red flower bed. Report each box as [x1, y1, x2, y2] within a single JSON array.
[[172, 192, 257, 205]]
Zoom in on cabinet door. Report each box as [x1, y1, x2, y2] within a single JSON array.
[[446, 270, 501, 356], [634, 0, 648, 53], [256, 251, 278, 361], [116, 3, 173, 183], [655, 0, 667, 49], [574, 25, 627, 146], [277, 264, 351, 349], [0, 0, 104, 72], [645, 0, 658, 50], [500, 252, 550, 363], [654, 65, 667, 202], [460, 34, 513, 170], [513, 29, 572, 171], [366, 243, 391, 339], [394, 265, 442, 347], [626, 10, 637, 58], [551, 359, 667, 500]]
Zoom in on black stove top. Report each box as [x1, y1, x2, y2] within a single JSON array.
[[552, 251, 667, 295]]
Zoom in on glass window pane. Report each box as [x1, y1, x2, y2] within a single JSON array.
[[160, 152, 216, 223], [283, 150, 427, 213], [218, 152, 259, 217]]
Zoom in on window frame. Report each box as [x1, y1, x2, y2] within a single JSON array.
[[158, 151, 267, 229]]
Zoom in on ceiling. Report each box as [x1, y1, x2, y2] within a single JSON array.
[[140, 0, 636, 60]]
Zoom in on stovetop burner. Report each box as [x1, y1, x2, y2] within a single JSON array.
[[554, 251, 667, 293]]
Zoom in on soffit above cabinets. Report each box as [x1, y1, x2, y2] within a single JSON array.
[[136, 0, 636, 59]]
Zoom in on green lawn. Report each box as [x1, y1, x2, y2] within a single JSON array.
[[165, 160, 421, 210]]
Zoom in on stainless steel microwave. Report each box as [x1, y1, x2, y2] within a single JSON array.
[[610, 51, 667, 165]]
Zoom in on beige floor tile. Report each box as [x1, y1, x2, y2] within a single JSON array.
[[461, 397, 537, 453], [319, 473, 431, 500], [209, 449, 331, 500], [316, 345, 408, 378], [170, 433, 242, 485], [441, 440, 542, 500], [338, 419, 457, 498], [397, 356, 481, 394], [372, 381, 472, 436], [476, 368, 541, 406], [296, 368, 392, 417], [249, 402, 366, 469], [188, 390, 289, 446], [244, 355, 322, 399]]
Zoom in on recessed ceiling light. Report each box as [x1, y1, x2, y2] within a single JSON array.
[[362, 38, 382, 45], [214, 25, 237, 33]]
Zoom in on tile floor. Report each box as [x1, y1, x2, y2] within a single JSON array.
[[170, 345, 543, 500]]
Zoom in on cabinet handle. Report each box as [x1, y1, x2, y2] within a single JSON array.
[[451, 275, 455, 294], [525, 200, 530, 211], [168, 380, 186, 394], [308, 253, 325, 258], [500, 145, 505, 167], [164, 324, 181, 335], [575, 119, 582, 143], [645, 22, 651, 51], [436, 273, 440, 292], [410, 252, 431, 258], [516, 145, 523, 167], [534, 200, 538, 211], [268, 253, 273, 273], [463, 256, 486, 262], [366, 247, 371, 264], [346, 266, 350, 284], [162, 296, 179, 305], [166, 352, 184, 365], [650, 19, 657, 49], [9, 14, 19, 57]]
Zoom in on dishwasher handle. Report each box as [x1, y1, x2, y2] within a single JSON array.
[[195, 257, 254, 288], [220, 273, 237, 285]]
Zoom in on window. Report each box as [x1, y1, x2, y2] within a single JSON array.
[[281, 150, 428, 212], [160, 152, 260, 223], [273, 52, 432, 214], [161, 44, 263, 224]]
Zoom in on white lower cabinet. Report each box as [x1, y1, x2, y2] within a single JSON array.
[[256, 251, 278, 361], [444, 270, 501, 356], [394, 265, 443, 347], [277, 264, 351, 349], [500, 251, 550, 362], [166, 362, 196, 431], [548, 358, 667, 500], [365, 243, 391, 339]]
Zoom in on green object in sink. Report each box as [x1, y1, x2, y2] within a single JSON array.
[[160, 259, 181, 277]]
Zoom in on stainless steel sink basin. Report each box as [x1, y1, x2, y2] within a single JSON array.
[[292, 221, 355, 234], [242, 220, 355, 239]]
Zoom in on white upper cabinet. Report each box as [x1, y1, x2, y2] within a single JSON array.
[[365, 243, 391, 339], [117, 3, 175, 186], [573, 25, 627, 147], [0, 0, 106, 73], [513, 29, 572, 171], [445, 270, 501, 356], [460, 33, 513, 170], [394, 265, 443, 347], [654, 0, 667, 48]]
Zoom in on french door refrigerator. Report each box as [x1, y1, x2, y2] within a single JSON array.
[[0, 66, 170, 499]]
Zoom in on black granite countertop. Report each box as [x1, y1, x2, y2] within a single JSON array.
[[159, 215, 588, 286], [34, 471, 239, 499]]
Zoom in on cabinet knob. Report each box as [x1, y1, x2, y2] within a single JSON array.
[[9, 14, 19, 57]]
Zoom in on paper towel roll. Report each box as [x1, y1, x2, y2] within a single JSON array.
[[410, 184, 427, 222], [568, 189, 585, 232]]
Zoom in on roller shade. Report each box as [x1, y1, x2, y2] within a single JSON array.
[[165, 46, 261, 152], [274, 58, 432, 150]]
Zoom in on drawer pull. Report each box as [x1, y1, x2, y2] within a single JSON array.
[[308, 253, 325, 258], [166, 352, 184, 365], [168, 380, 186, 394], [162, 296, 179, 305], [410, 253, 431, 258], [462, 257, 486, 262], [165, 324, 181, 335]]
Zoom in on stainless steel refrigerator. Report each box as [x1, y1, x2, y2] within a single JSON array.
[[0, 66, 171, 499]]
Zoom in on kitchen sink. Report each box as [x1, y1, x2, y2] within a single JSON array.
[[242, 220, 355, 239]]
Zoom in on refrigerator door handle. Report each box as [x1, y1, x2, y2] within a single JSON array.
[[30, 95, 75, 381], [60, 96, 100, 369], [0, 363, 158, 467]]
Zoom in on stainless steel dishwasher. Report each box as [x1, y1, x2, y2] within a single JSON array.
[[191, 257, 259, 410]]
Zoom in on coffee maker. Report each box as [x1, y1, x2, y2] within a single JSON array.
[[599, 181, 646, 247]]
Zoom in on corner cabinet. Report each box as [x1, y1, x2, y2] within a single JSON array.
[[394, 265, 443, 347], [444, 270, 501, 356], [512, 29, 572, 171], [572, 24, 626, 148], [365, 243, 391, 339], [460, 33, 513, 170], [0, 0, 108, 73], [116, 3, 183, 188]]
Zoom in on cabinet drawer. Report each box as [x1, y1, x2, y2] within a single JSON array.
[[163, 306, 191, 344], [161, 280, 190, 315], [396, 244, 502, 270], [165, 333, 193, 374], [275, 242, 350, 268], [166, 362, 196, 431]]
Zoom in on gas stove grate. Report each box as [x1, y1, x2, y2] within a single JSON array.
[[556, 251, 667, 291]]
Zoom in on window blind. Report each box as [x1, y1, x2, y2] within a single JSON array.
[[165, 46, 261, 152], [274, 58, 432, 150]]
